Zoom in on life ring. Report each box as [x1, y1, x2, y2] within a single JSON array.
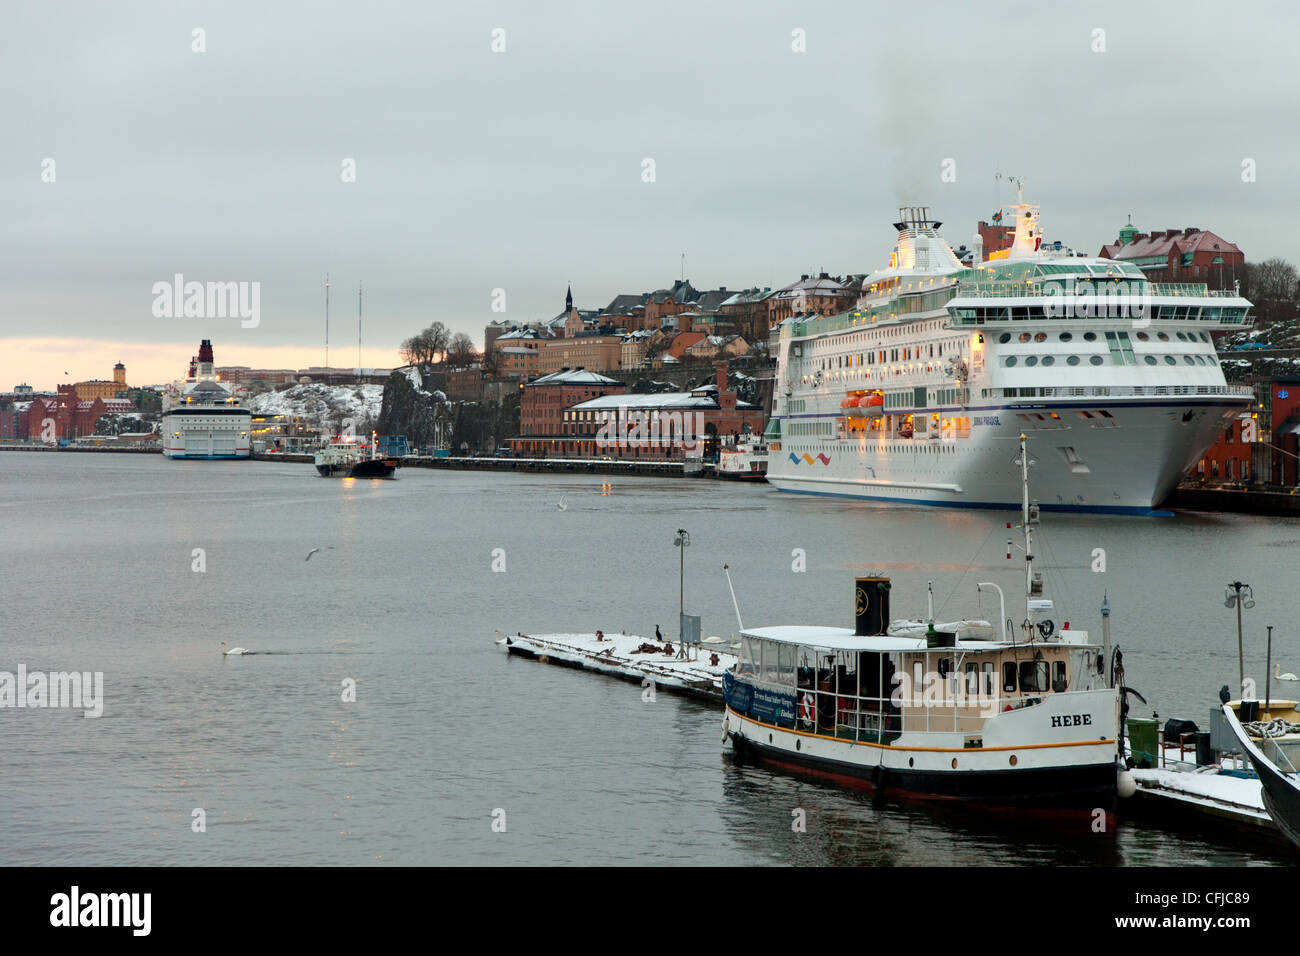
[[1038, 619, 1055, 639], [799, 693, 816, 725]]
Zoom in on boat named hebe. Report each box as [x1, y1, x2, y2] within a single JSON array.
[[723, 437, 1123, 815]]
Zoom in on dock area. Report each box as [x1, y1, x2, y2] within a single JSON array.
[[499, 631, 736, 702]]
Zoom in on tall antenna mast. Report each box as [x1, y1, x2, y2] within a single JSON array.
[[357, 280, 363, 376], [324, 273, 331, 370], [1017, 432, 1038, 626]]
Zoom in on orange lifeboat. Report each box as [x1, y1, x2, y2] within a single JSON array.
[[863, 393, 884, 418]]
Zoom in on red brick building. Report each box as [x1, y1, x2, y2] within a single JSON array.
[[1099, 218, 1244, 287], [517, 368, 626, 442], [513, 364, 762, 459]]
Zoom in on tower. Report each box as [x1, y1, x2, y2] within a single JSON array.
[[565, 284, 573, 313], [113, 362, 126, 386]]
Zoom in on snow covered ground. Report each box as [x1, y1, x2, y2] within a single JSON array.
[[248, 383, 384, 425]]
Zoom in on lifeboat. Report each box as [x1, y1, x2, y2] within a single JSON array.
[[863, 393, 884, 418], [841, 395, 867, 418]]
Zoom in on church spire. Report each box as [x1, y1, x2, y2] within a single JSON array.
[[565, 283, 573, 312]]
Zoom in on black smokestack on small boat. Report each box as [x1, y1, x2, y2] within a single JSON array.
[[855, 577, 890, 636]]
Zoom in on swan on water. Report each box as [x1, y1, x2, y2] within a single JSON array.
[[1275, 663, 1299, 681], [220, 641, 248, 656]]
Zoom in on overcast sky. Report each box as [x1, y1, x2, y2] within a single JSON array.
[[3, 0, 1296, 388]]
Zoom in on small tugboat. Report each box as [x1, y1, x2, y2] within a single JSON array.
[[722, 435, 1124, 816], [314, 435, 397, 478]]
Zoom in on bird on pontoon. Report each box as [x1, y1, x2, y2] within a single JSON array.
[[220, 641, 248, 656], [1275, 663, 1299, 681]]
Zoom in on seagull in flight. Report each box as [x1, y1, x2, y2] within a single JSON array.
[[556, 498, 567, 512], [305, 548, 320, 561]]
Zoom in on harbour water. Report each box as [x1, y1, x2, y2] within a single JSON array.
[[1, 452, 1294, 865]]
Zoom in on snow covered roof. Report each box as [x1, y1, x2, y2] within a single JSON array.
[[569, 391, 758, 412], [531, 369, 621, 385]]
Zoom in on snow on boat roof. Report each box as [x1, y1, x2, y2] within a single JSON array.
[[739, 625, 1089, 652]]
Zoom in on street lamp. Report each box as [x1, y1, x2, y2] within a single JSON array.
[[1224, 581, 1256, 694], [674, 529, 690, 659]]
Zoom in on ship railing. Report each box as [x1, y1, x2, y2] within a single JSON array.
[[1000, 384, 1255, 400], [955, 283, 1239, 299], [794, 679, 1008, 743]]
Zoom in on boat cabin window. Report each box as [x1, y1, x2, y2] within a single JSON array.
[[1002, 662, 1017, 693], [1052, 661, 1068, 693], [982, 662, 996, 696], [964, 662, 978, 694], [1018, 661, 1049, 693], [937, 657, 953, 679], [739, 638, 758, 676]]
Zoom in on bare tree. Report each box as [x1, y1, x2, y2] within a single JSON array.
[[446, 332, 478, 369], [401, 321, 452, 366]]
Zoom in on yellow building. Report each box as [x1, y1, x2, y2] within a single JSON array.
[[73, 362, 128, 400]]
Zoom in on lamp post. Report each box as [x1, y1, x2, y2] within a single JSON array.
[[1224, 581, 1256, 695], [674, 529, 690, 658]]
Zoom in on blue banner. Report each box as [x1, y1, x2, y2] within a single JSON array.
[[723, 672, 752, 714], [749, 685, 797, 728]]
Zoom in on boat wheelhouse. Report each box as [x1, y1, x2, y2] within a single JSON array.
[[765, 186, 1254, 513], [724, 436, 1123, 814]]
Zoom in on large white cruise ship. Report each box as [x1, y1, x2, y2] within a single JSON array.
[[161, 340, 251, 459], [765, 190, 1255, 513]]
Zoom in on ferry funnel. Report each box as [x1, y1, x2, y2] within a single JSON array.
[[855, 577, 890, 636]]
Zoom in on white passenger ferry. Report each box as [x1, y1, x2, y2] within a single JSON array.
[[161, 340, 251, 459], [765, 188, 1255, 513], [723, 437, 1124, 816]]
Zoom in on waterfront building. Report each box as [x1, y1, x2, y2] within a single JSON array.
[[512, 364, 761, 459], [766, 273, 860, 327], [518, 368, 625, 440], [1099, 218, 1244, 288]]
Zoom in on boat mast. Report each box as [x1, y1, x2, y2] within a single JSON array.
[[324, 273, 331, 371], [1017, 432, 1037, 632]]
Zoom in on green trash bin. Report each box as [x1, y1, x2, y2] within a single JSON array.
[[1128, 718, 1158, 769]]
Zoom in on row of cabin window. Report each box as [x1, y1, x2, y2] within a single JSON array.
[[933, 658, 1067, 694]]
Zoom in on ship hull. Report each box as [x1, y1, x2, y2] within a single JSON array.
[[767, 396, 1247, 513], [315, 459, 397, 479], [725, 701, 1118, 815], [161, 410, 252, 460]]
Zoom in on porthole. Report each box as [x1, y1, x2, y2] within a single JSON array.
[[1034, 332, 1047, 343], [1083, 331, 1097, 342], [951, 758, 958, 769], [909, 757, 915, 768], [1136, 331, 1150, 341], [1200, 332, 1211, 342], [1067, 355, 1080, 366], [1195, 355, 1207, 365], [1005, 356, 1018, 367], [1025, 356, 1038, 367], [999, 332, 1011, 344], [1184, 355, 1195, 365], [796, 739, 801, 751], [1209, 356, 1218, 365], [1164, 355, 1176, 365], [1157, 332, 1170, 341], [769, 734, 773, 743], [1009, 755, 1018, 767], [1144, 355, 1157, 365], [1176, 332, 1188, 341], [1058, 332, 1073, 342], [1090, 355, 1104, 366], [1041, 355, 1055, 367], [1019, 332, 1032, 343]]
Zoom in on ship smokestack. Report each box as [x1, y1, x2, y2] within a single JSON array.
[[198, 339, 214, 364], [855, 577, 890, 636]]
